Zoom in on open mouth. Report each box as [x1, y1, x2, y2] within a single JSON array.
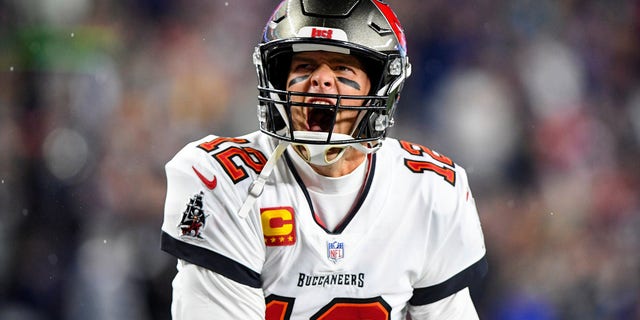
[[307, 108, 335, 132], [306, 102, 336, 132]]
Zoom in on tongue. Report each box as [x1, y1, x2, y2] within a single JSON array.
[[308, 110, 333, 132]]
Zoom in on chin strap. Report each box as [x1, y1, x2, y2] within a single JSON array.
[[236, 133, 381, 218], [291, 131, 381, 166], [237, 141, 290, 218]]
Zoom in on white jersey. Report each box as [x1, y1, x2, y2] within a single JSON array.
[[161, 131, 487, 319]]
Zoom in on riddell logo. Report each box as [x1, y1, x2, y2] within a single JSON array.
[[299, 26, 348, 41], [311, 28, 333, 39]]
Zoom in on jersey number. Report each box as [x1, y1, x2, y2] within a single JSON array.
[[198, 137, 268, 183], [400, 140, 456, 186], [266, 295, 391, 320]]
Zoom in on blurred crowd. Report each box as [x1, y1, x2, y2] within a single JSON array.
[[1, 0, 639, 319]]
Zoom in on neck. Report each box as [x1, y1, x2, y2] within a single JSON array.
[[308, 147, 366, 177]]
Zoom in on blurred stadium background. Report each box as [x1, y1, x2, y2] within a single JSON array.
[[1, 0, 639, 319]]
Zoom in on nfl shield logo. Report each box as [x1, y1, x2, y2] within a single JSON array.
[[327, 241, 344, 263]]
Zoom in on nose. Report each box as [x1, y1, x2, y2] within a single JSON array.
[[310, 64, 336, 91]]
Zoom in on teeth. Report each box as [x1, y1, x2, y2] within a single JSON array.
[[311, 101, 332, 105]]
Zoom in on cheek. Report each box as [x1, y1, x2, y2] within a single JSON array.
[[290, 106, 306, 125], [287, 86, 305, 119], [361, 77, 371, 95], [340, 77, 371, 101], [286, 74, 309, 91], [337, 110, 359, 123]]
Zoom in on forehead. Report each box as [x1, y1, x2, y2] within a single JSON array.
[[291, 51, 364, 68]]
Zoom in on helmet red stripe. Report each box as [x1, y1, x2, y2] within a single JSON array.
[[371, 0, 407, 52]]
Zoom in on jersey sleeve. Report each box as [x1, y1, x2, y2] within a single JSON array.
[[160, 137, 266, 288], [410, 167, 488, 306], [407, 287, 479, 319], [171, 260, 265, 319]]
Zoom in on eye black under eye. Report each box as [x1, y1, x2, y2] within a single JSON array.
[[288, 75, 309, 87]]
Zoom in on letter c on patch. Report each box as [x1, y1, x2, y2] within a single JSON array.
[[261, 207, 296, 246]]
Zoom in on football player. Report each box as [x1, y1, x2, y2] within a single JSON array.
[[161, 0, 488, 319]]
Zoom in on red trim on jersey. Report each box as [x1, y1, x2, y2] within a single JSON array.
[[284, 150, 377, 235], [307, 153, 374, 233], [332, 153, 374, 232], [314, 212, 328, 229]]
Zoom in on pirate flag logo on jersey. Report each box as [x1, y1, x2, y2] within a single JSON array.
[[178, 191, 208, 239]]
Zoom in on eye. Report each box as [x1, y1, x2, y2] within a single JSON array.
[[292, 62, 314, 72], [335, 65, 355, 74]]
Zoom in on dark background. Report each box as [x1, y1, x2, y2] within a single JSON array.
[[1, 0, 639, 319]]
